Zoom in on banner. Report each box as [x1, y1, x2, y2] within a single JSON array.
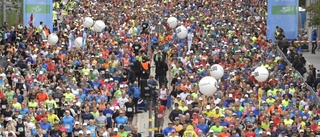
[[267, 0, 299, 41], [23, 0, 53, 32]]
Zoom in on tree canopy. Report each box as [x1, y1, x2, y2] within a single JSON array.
[[306, 1, 320, 26]]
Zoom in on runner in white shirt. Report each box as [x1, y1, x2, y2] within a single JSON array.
[[179, 91, 190, 101], [117, 92, 129, 110]]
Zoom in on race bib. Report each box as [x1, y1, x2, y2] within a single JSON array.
[[117, 124, 123, 128], [2, 105, 6, 109], [186, 132, 193, 137], [106, 114, 112, 117], [74, 131, 79, 136], [157, 114, 163, 118], [127, 107, 133, 112], [65, 124, 70, 129], [66, 98, 71, 102], [47, 103, 53, 108], [134, 46, 139, 49], [7, 96, 12, 100], [43, 130, 47, 134], [18, 127, 24, 132], [84, 120, 89, 123], [55, 98, 60, 102]]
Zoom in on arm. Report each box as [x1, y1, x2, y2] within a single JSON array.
[[165, 63, 169, 72], [168, 112, 173, 121]]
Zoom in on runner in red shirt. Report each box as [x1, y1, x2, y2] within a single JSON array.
[[310, 119, 318, 132], [245, 126, 256, 137], [157, 101, 167, 132]]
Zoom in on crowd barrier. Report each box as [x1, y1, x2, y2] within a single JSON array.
[[275, 43, 320, 104]]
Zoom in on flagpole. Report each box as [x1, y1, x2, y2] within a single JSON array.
[[2, 0, 6, 26]]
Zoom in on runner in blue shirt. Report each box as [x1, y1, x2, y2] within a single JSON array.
[[115, 111, 128, 128], [61, 110, 75, 136], [87, 120, 97, 137], [39, 117, 52, 137]]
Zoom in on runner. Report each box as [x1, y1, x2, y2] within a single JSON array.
[[0, 0, 319, 137]]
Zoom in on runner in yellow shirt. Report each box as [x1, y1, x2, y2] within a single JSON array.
[[63, 88, 75, 103], [47, 109, 60, 123]]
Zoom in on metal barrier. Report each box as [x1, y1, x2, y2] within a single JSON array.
[[275, 44, 320, 104]]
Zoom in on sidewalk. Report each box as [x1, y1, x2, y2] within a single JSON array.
[[302, 50, 320, 70]]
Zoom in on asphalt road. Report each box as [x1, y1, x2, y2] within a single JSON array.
[[302, 49, 320, 70]]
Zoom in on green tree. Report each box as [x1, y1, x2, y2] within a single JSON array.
[[0, 0, 23, 26], [306, 1, 320, 26]]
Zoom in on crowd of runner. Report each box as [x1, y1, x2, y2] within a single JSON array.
[[0, 0, 319, 137]]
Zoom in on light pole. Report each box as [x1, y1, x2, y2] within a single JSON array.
[[153, 90, 159, 134], [2, 0, 6, 26], [306, 0, 311, 48], [148, 88, 153, 137]]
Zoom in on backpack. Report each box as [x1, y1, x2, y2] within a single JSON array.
[[132, 86, 141, 99]]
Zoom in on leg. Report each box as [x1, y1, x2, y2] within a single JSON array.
[[136, 73, 141, 87], [312, 43, 316, 54], [133, 98, 139, 113]]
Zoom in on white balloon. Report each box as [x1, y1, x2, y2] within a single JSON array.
[[167, 17, 178, 28], [210, 64, 224, 79], [93, 20, 106, 32], [176, 26, 188, 38], [47, 33, 59, 45], [253, 67, 269, 82], [83, 17, 94, 28], [199, 76, 218, 96], [74, 37, 83, 49]]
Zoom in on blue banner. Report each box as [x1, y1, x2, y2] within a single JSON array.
[[267, 0, 299, 41], [23, 0, 53, 32]]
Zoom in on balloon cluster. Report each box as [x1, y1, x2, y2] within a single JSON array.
[[73, 17, 106, 48], [166, 16, 188, 39], [198, 64, 224, 96], [199, 65, 270, 96], [47, 17, 106, 48]]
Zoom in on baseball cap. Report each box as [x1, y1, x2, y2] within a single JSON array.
[[266, 132, 271, 135], [113, 128, 118, 132]]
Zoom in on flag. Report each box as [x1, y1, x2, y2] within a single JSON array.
[[28, 13, 34, 27]]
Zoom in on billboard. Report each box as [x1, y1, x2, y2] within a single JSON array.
[[267, 0, 299, 41], [23, 0, 53, 32]]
